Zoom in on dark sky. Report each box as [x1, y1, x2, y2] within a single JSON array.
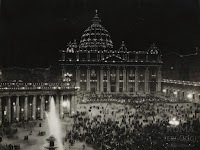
[[0, 0, 200, 67]]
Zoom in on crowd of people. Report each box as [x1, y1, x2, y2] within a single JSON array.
[[80, 93, 171, 104], [67, 99, 200, 150], [0, 144, 20, 150]]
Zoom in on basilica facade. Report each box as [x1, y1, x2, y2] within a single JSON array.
[[59, 11, 162, 95], [0, 11, 163, 126]]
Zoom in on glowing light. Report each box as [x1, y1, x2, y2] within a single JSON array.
[[62, 101, 70, 108], [163, 89, 166, 93], [174, 91, 177, 95], [30, 103, 32, 106], [169, 117, 179, 126], [46, 101, 48, 103], [21, 109, 24, 112], [38, 107, 40, 110], [13, 102, 15, 105], [187, 93, 192, 99]]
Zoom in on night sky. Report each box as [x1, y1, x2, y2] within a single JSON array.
[[0, 0, 200, 67]]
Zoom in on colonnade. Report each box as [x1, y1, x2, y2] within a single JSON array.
[[0, 93, 77, 125]]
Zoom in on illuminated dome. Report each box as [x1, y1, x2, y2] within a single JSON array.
[[79, 10, 113, 50]]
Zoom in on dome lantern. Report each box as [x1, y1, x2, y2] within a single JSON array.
[[92, 9, 101, 24]]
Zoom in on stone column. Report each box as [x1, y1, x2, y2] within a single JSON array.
[[56, 95, 60, 114], [24, 96, 28, 120], [0, 97, 2, 125], [135, 67, 139, 92], [107, 68, 111, 92], [62, 67, 66, 79], [97, 54, 100, 61], [87, 67, 91, 91], [76, 52, 79, 61], [32, 95, 36, 120], [116, 68, 119, 92], [135, 54, 138, 62], [16, 96, 20, 121], [87, 52, 90, 61], [40, 96, 44, 119], [60, 95, 63, 118], [76, 67, 80, 88], [100, 68, 104, 92], [62, 52, 65, 61], [97, 70, 100, 92], [7, 97, 11, 123], [123, 68, 127, 92], [146, 55, 149, 62], [101, 53, 104, 60], [145, 67, 149, 94], [157, 67, 162, 93], [74, 95, 77, 114], [195, 91, 199, 104], [71, 95, 77, 115], [48, 95, 51, 110], [127, 53, 129, 61], [126, 69, 129, 92]]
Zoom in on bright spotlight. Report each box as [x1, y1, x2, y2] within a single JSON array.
[[173, 91, 177, 95], [169, 117, 179, 126], [187, 93, 192, 99], [163, 89, 166, 93]]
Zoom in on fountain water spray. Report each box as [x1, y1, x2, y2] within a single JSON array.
[[45, 97, 64, 150]]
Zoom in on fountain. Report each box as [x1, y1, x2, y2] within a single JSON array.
[[44, 135, 58, 150], [45, 97, 64, 150]]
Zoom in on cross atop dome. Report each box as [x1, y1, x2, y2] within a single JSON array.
[[92, 9, 101, 24]]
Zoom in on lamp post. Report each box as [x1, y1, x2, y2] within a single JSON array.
[[187, 93, 193, 102]]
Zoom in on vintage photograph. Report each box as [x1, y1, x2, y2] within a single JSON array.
[[0, 0, 200, 150]]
